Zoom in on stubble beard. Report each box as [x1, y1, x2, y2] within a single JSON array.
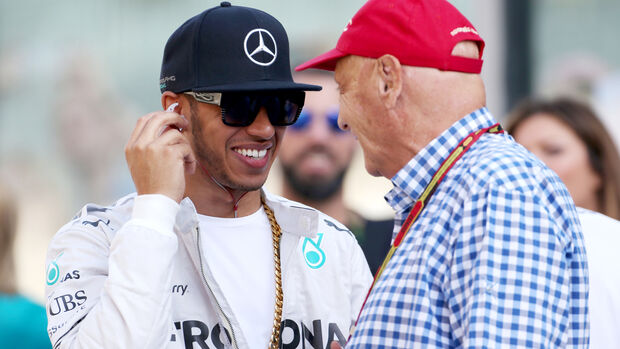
[[189, 101, 265, 192], [281, 161, 347, 202]]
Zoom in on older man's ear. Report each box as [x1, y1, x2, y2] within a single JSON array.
[[376, 54, 403, 109]]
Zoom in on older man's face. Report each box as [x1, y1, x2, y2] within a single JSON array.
[[334, 56, 387, 177]]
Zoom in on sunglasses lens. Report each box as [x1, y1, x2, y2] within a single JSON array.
[[220, 94, 258, 126], [219, 92, 304, 127], [266, 92, 304, 126]]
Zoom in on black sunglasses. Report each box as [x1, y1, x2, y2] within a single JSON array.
[[185, 91, 305, 127]]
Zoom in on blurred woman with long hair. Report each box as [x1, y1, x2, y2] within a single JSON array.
[[507, 97, 620, 220]]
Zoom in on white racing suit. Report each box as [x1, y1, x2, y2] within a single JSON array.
[[45, 190, 373, 348]]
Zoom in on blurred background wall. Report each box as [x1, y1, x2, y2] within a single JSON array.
[[1, 0, 619, 303]]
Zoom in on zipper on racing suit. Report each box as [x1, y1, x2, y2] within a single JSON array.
[[195, 224, 239, 348]]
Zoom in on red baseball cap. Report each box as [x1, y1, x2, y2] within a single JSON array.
[[295, 0, 485, 74]]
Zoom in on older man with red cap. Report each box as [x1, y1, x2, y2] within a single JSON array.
[[298, 0, 589, 347]]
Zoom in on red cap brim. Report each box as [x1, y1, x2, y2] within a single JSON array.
[[295, 47, 348, 72]]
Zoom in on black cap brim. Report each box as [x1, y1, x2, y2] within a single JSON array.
[[192, 80, 321, 92]]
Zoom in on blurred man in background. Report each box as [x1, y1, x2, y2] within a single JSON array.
[[279, 71, 393, 274]]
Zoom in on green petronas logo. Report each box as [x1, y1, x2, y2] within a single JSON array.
[[46, 252, 64, 286], [303, 233, 326, 269]]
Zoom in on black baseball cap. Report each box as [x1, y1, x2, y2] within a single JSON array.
[[160, 2, 321, 93]]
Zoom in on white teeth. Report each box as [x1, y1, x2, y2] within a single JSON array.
[[235, 148, 267, 159]]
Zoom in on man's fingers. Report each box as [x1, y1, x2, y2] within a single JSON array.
[[129, 112, 189, 148], [154, 131, 195, 164], [330, 341, 343, 349], [126, 124, 193, 172], [126, 112, 156, 147], [124, 108, 193, 203], [152, 127, 190, 147], [147, 113, 188, 140]]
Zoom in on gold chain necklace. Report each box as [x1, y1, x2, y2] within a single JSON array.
[[262, 198, 283, 349]]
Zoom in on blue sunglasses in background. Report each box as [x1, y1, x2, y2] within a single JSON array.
[[289, 109, 346, 134]]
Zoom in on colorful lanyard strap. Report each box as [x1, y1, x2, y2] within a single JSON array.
[[349, 123, 503, 339]]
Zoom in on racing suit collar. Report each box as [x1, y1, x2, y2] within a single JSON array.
[[175, 190, 317, 238]]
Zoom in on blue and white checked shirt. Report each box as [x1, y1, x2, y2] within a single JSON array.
[[348, 108, 589, 348]]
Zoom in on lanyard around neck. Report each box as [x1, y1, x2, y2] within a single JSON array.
[[350, 123, 504, 339]]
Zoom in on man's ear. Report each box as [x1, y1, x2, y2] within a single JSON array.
[[376, 54, 402, 109], [161, 91, 181, 111]]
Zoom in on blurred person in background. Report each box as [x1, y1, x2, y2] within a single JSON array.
[[507, 97, 620, 348], [51, 51, 135, 209], [279, 71, 393, 274], [507, 97, 620, 220], [44, 3, 371, 348], [0, 183, 51, 348], [297, 0, 589, 347]]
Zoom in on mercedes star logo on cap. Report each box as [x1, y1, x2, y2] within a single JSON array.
[[244, 28, 277, 66]]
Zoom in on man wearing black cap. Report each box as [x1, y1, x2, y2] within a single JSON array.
[[298, 0, 589, 348], [44, 3, 372, 348]]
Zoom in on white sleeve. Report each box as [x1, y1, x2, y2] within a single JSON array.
[[46, 195, 180, 348], [349, 238, 373, 326]]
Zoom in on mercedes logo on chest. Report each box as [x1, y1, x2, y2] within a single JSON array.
[[244, 28, 277, 66]]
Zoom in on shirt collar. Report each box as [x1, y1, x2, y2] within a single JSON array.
[[385, 107, 496, 213]]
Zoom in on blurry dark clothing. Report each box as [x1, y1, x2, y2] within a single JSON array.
[[348, 211, 394, 275], [0, 293, 51, 348]]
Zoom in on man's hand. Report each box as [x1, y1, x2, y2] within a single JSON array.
[[125, 110, 196, 203], [330, 341, 343, 349]]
